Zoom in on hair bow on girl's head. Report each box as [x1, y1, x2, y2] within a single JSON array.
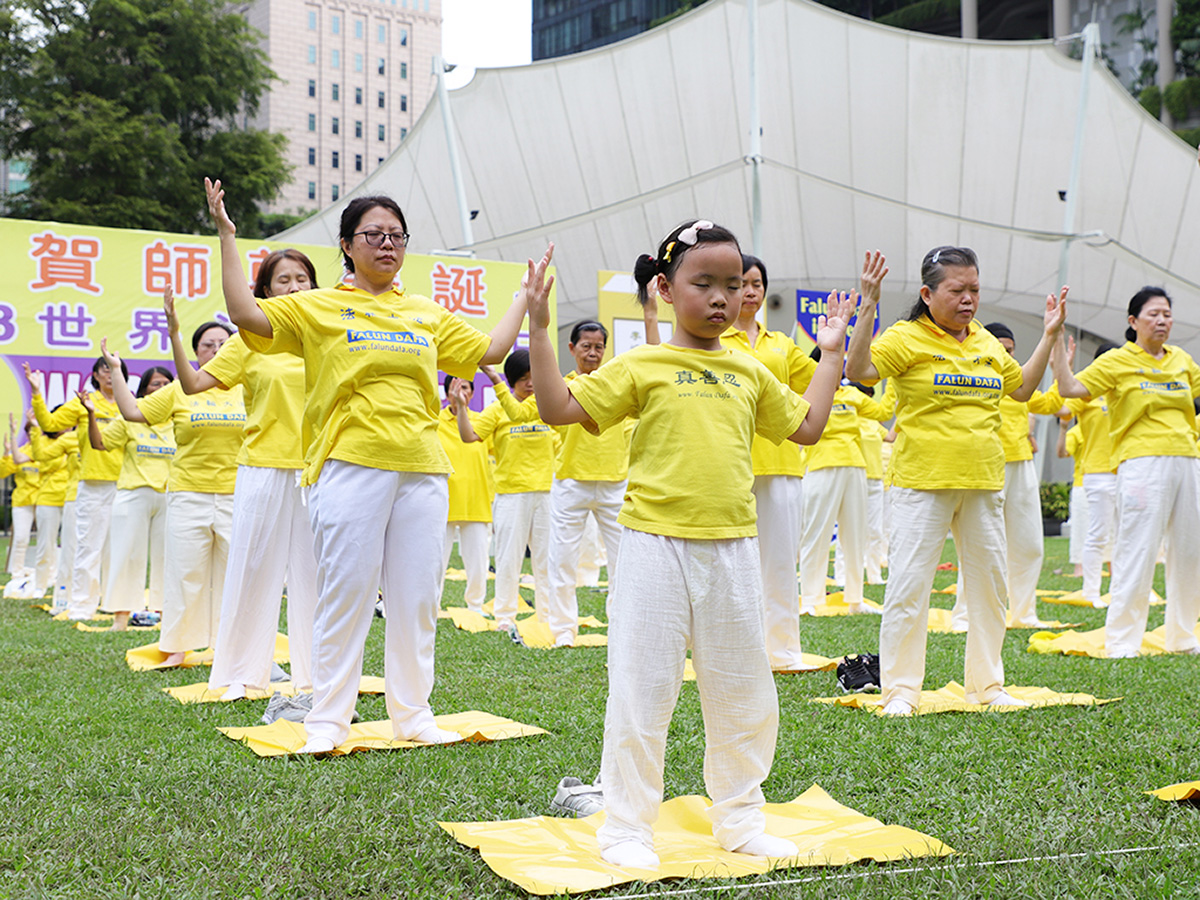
[[678, 220, 714, 247]]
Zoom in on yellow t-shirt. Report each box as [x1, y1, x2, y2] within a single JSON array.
[[1064, 395, 1117, 475], [32, 392, 123, 481], [137, 381, 244, 494], [1064, 426, 1084, 487], [437, 406, 493, 521], [568, 343, 809, 540], [29, 431, 77, 506], [1075, 341, 1200, 463], [805, 384, 891, 472], [472, 384, 557, 494], [721, 327, 816, 477], [869, 317, 1023, 491], [101, 419, 176, 492], [203, 333, 305, 469], [10, 443, 40, 506], [243, 284, 492, 485], [64, 446, 81, 502], [998, 388, 1063, 463], [860, 419, 887, 481]]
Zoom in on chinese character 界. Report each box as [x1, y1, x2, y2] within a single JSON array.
[[127, 309, 171, 353]]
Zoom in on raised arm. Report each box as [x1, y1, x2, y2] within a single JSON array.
[[790, 290, 856, 444], [78, 390, 106, 451], [101, 339, 148, 424], [845, 251, 887, 383], [1050, 331, 1091, 399], [480, 244, 550, 365], [206, 177, 272, 337], [1012, 286, 1068, 402], [11, 412, 31, 463], [1056, 418, 1070, 459], [526, 251, 592, 426], [163, 286, 220, 394], [451, 380, 483, 444], [642, 280, 662, 346]]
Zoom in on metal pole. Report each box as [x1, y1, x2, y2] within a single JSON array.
[[747, 0, 762, 262], [433, 54, 475, 249], [1058, 22, 1098, 289]]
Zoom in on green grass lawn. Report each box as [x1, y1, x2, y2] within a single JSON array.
[[1, 536, 1198, 898]]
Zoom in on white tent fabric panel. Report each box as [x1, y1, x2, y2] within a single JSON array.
[[277, 0, 1200, 352]]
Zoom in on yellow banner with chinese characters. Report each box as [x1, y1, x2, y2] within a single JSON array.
[[0, 218, 551, 418], [595, 270, 674, 363]]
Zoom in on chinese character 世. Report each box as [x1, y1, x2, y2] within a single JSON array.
[[37, 303, 96, 349]]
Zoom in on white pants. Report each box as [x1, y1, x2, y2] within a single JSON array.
[[1066, 484, 1087, 565], [799, 467, 867, 608], [1106, 456, 1200, 655], [545, 478, 624, 643], [492, 491, 551, 629], [9, 505, 34, 575], [882, 488, 1008, 708], [441, 521, 491, 612], [103, 487, 166, 612], [67, 480, 117, 619], [598, 530, 777, 853], [752, 475, 804, 670], [575, 513, 604, 586], [53, 501, 76, 612], [833, 479, 886, 585], [159, 491, 233, 653], [305, 461, 448, 746], [1082, 472, 1117, 605], [33, 505, 62, 594], [209, 466, 318, 692]]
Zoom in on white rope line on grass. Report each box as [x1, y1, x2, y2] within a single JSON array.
[[614, 841, 1200, 899]]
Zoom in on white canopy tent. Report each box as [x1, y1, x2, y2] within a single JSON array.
[[278, 0, 1200, 354]]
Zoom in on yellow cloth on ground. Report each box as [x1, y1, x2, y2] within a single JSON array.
[[164, 676, 386, 704], [126, 634, 288, 670], [935, 585, 1067, 597], [51, 610, 112, 622], [925, 609, 1081, 633], [439, 608, 607, 647], [813, 681, 1119, 715], [220, 711, 546, 758], [1044, 589, 1163, 608], [683, 654, 839, 680], [1148, 782, 1200, 803], [444, 567, 495, 582], [440, 784, 952, 896], [800, 593, 884, 616], [75, 621, 158, 632], [1027, 623, 1200, 657]]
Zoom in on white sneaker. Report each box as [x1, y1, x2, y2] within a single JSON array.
[[550, 776, 604, 817], [987, 690, 1030, 708]]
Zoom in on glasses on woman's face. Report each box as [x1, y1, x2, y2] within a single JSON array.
[[354, 230, 410, 248]]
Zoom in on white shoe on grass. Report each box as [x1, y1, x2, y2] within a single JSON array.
[[601, 839, 660, 870], [987, 690, 1030, 708], [881, 698, 915, 717], [731, 833, 798, 858]]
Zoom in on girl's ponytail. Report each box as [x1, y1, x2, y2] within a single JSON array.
[[633, 254, 659, 307]]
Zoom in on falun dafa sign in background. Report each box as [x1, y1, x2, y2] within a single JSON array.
[[0, 217, 551, 416]]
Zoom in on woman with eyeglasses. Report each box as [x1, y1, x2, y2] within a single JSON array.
[[206, 177, 533, 754], [846, 247, 1067, 716]]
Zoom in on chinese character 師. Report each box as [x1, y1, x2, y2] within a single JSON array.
[[127, 309, 172, 353], [37, 303, 96, 349], [143, 240, 212, 298], [430, 262, 488, 317], [28, 232, 103, 295]]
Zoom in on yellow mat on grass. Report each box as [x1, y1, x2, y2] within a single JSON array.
[[440, 784, 952, 895], [219, 711, 546, 758], [812, 681, 1119, 715], [125, 633, 289, 671], [1148, 781, 1200, 803], [164, 675, 385, 704], [800, 593, 884, 616], [1027, 623, 1200, 658], [439, 607, 606, 647], [75, 621, 159, 632], [681, 654, 840, 680], [934, 585, 1067, 597], [926, 609, 1081, 634], [1042, 589, 1164, 609], [444, 567, 495, 582]]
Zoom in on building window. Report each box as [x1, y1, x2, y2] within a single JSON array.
[[307, 45, 316, 64], [377, 24, 386, 42], [400, 62, 407, 79], [355, 87, 363, 105], [331, 49, 340, 68], [377, 90, 385, 108], [332, 151, 339, 169], [308, 147, 316, 165], [307, 181, 316, 200], [308, 79, 316, 97], [400, 27, 407, 45], [378, 124, 385, 141], [332, 184, 340, 201], [307, 10, 316, 29], [399, 94, 407, 112], [355, 19, 363, 39], [332, 117, 339, 134], [354, 120, 363, 138], [355, 153, 363, 172], [400, 127, 407, 140], [378, 157, 383, 165], [377, 57, 385, 75], [331, 14, 340, 34], [307, 113, 316, 131], [354, 53, 362, 72], [331, 83, 339, 101]]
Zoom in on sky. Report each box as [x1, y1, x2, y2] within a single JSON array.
[[441, 0, 534, 89]]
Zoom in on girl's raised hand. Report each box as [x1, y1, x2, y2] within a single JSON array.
[[100, 337, 122, 372], [1044, 286, 1069, 336], [524, 243, 556, 331], [815, 290, 858, 351], [859, 251, 888, 305], [204, 177, 237, 238], [76, 389, 95, 413], [163, 285, 180, 334], [22, 362, 41, 395]]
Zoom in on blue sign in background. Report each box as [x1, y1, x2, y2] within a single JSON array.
[[796, 289, 880, 350]]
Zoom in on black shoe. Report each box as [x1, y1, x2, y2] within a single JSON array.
[[836, 653, 880, 693]]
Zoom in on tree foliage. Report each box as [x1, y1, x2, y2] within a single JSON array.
[[1, 0, 290, 237]]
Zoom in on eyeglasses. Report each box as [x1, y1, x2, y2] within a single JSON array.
[[354, 230, 410, 248]]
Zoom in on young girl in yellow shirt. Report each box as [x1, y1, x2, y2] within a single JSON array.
[[527, 219, 852, 870]]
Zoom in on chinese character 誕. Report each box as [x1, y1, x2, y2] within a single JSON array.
[[127, 309, 172, 353], [143, 240, 212, 298], [37, 303, 96, 350], [28, 232, 103, 295], [430, 262, 488, 317]]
